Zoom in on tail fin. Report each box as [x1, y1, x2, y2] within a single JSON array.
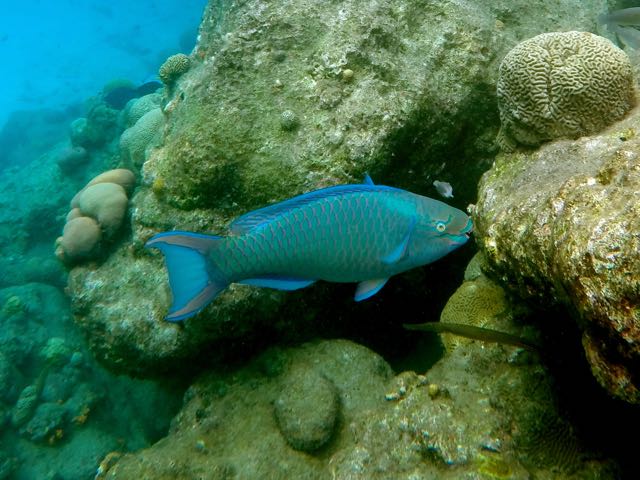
[[145, 231, 227, 322]]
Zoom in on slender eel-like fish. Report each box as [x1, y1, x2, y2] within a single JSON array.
[[404, 322, 541, 352], [146, 175, 473, 321]]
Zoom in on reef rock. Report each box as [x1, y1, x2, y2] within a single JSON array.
[[69, 0, 609, 374], [55, 145, 89, 175], [474, 104, 640, 404], [97, 333, 619, 479]]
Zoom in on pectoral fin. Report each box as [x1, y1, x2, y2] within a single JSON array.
[[382, 216, 417, 264], [354, 278, 389, 301]]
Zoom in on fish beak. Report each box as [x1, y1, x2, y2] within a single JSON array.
[[462, 217, 474, 237]]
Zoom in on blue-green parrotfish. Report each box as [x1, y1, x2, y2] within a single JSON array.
[[146, 175, 473, 321]]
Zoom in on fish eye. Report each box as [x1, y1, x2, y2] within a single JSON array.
[[435, 221, 446, 232]]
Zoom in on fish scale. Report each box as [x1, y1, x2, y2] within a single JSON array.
[[146, 178, 472, 321], [219, 192, 408, 281]]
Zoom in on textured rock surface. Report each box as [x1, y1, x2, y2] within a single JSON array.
[[474, 104, 640, 403], [97, 335, 619, 479], [0, 283, 183, 480], [67, 0, 609, 375], [497, 31, 636, 149], [98, 340, 393, 479]]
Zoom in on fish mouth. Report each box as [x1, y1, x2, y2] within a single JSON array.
[[448, 232, 471, 246], [461, 217, 474, 236], [447, 217, 473, 245]]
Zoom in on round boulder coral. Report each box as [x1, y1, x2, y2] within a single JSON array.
[[497, 31, 636, 149], [86, 168, 136, 195], [78, 183, 128, 236], [57, 169, 136, 265], [158, 53, 191, 86], [273, 364, 340, 452], [55, 216, 102, 263], [66, 208, 82, 222]]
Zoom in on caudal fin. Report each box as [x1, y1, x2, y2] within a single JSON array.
[[145, 231, 227, 322]]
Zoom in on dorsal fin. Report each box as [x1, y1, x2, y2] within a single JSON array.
[[229, 182, 399, 235]]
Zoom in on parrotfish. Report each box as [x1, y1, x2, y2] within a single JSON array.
[[146, 175, 473, 321]]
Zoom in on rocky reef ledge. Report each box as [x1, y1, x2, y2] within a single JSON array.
[[474, 105, 640, 404]]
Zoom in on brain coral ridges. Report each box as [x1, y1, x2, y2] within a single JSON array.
[[158, 53, 191, 88], [55, 169, 135, 264], [497, 31, 636, 150]]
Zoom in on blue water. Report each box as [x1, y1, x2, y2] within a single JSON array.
[[0, 0, 206, 170], [0, 0, 204, 126], [0, 1, 206, 478]]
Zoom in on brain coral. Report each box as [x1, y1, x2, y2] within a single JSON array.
[[439, 276, 509, 351], [119, 108, 164, 169], [158, 53, 191, 86], [497, 31, 636, 149], [126, 93, 162, 127]]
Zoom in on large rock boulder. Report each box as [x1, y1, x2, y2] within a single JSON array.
[[474, 103, 640, 404]]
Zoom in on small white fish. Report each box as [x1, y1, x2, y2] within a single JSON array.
[[433, 180, 453, 198]]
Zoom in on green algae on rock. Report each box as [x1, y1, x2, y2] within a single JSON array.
[[474, 103, 640, 404]]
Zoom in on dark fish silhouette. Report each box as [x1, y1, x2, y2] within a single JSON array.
[[404, 321, 541, 351], [103, 81, 162, 109]]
